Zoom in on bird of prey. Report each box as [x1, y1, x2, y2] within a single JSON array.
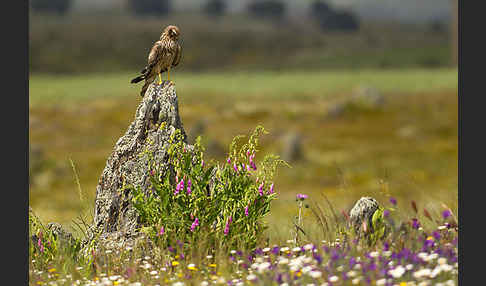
[[130, 25, 182, 97]]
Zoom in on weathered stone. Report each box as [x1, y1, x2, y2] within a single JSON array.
[[281, 132, 303, 162], [349, 196, 380, 234], [90, 82, 190, 241]]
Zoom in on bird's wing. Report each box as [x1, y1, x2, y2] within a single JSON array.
[[146, 41, 164, 72], [172, 43, 182, 67]]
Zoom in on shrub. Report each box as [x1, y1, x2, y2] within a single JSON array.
[[310, 1, 359, 32], [128, 0, 171, 16], [247, 0, 286, 20], [30, 0, 72, 15], [130, 126, 287, 250], [204, 0, 226, 18]]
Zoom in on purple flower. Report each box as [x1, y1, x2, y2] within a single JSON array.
[[383, 209, 390, 217], [190, 217, 199, 232], [271, 246, 280, 255], [175, 178, 184, 195], [187, 179, 192, 194], [442, 210, 452, 219], [249, 154, 257, 170], [412, 218, 420, 229], [389, 197, 397, 206], [245, 205, 249, 217], [258, 182, 264, 196], [246, 164, 251, 172], [201, 160, 205, 167], [433, 231, 441, 241], [268, 183, 274, 194], [227, 157, 231, 164], [296, 193, 308, 200], [157, 226, 165, 236], [233, 162, 238, 172], [224, 217, 231, 235]]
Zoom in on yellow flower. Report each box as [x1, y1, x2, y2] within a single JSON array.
[[172, 261, 179, 266], [114, 282, 119, 286], [210, 275, 218, 280], [36, 282, 44, 285], [48, 268, 56, 273], [177, 273, 183, 278], [426, 236, 434, 241], [296, 271, 302, 277], [400, 282, 407, 286], [175, 254, 180, 259], [209, 264, 217, 268], [188, 266, 198, 271]]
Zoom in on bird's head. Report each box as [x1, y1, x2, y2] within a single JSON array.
[[163, 25, 180, 40]]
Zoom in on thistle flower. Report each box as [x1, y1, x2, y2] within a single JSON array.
[[191, 217, 199, 232], [296, 194, 308, 200], [245, 206, 249, 217], [442, 210, 452, 219], [383, 209, 390, 217]]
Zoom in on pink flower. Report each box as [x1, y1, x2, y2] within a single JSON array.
[[175, 178, 184, 195], [258, 182, 264, 196], [224, 216, 232, 235], [296, 193, 308, 200], [157, 226, 165, 236], [227, 157, 231, 164], [233, 162, 238, 172], [187, 179, 192, 194], [245, 206, 249, 217], [268, 183, 274, 194], [249, 154, 257, 170], [191, 217, 199, 232]]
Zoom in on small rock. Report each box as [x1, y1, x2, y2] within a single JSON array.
[[281, 132, 303, 162], [349, 197, 380, 234]]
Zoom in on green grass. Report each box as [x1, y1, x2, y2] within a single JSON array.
[[29, 68, 458, 105]]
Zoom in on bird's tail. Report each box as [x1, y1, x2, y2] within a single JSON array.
[[130, 74, 145, 84]]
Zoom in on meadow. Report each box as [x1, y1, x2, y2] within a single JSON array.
[[29, 67, 457, 233]]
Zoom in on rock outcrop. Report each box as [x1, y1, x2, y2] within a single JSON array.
[[90, 82, 190, 240]]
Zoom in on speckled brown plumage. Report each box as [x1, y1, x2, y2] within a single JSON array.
[[131, 25, 182, 97]]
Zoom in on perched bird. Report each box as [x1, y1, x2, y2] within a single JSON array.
[[130, 25, 182, 97]]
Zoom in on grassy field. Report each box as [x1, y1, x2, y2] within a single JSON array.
[[29, 68, 458, 242]]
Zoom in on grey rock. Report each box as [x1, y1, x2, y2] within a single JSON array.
[[349, 196, 380, 234], [351, 86, 385, 108], [89, 82, 190, 242], [281, 132, 303, 162]]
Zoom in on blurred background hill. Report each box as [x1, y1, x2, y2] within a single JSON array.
[[29, 0, 458, 235]]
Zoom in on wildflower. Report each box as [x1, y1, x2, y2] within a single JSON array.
[[150, 271, 158, 275], [249, 154, 257, 170], [258, 182, 264, 196], [191, 217, 199, 232], [227, 157, 231, 164], [171, 261, 179, 266], [389, 197, 397, 205], [246, 274, 257, 281], [383, 209, 390, 217], [187, 264, 198, 271], [389, 265, 406, 278], [376, 279, 386, 286], [157, 226, 165, 236], [369, 251, 379, 258], [187, 179, 192, 195], [442, 210, 452, 219], [412, 218, 420, 229], [175, 179, 184, 195], [233, 162, 238, 172], [329, 276, 339, 283], [245, 205, 249, 217], [268, 183, 274, 194], [411, 200, 418, 213], [296, 194, 308, 200], [48, 268, 56, 273], [209, 264, 217, 268], [224, 217, 231, 235]]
